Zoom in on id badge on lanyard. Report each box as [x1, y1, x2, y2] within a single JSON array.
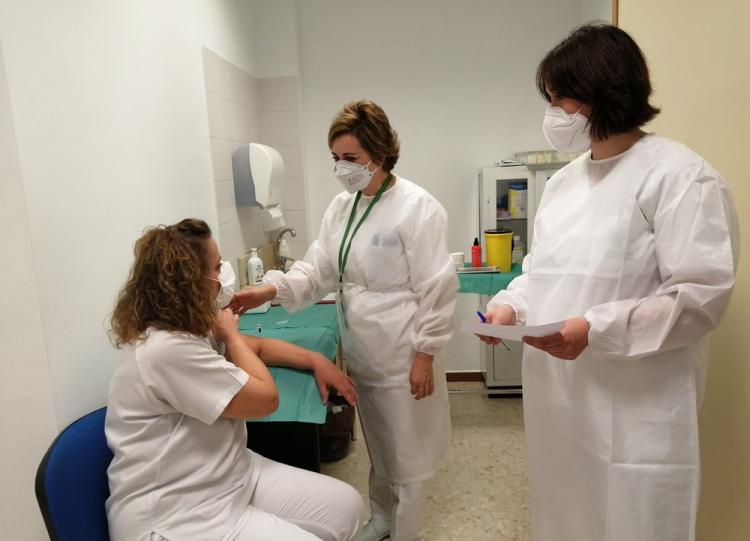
[[336, 286, 347, 332], [336, 174, 393, 329]]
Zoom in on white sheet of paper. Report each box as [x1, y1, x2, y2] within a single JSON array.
[[461, 320, 565, 341]]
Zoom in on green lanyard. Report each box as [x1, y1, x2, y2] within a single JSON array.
[[337, 173, 393, 283]]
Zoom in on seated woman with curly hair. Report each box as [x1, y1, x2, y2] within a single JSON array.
[[106, 218, 362, 541]]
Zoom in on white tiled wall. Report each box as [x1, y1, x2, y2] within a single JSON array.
[[258, 76, 309, 261], [202, 51, 310, 272], [202, 47, 265, 277]]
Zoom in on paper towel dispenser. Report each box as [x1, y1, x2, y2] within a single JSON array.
[[232, 143, 284, 208]]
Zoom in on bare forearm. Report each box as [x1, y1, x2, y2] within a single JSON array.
[[253, 336, 325, 371], [220, 333, 279, 420], [228, 284, 277, 314], [255, 283, 278, 303], [225, 335, 274, 382]]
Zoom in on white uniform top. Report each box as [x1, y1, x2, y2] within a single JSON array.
[[105, 329, 257, 541], [489, 134, 739, 541], [272, 176, 458, 483]]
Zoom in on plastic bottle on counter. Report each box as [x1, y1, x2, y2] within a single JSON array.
[[511, 235, 525, 265], [471, 238, 482, 267], [246, 248, 271, 314], [247, 248, 264, 285]]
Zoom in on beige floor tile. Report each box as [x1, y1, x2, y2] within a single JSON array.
[[321, 382, 532, 541]]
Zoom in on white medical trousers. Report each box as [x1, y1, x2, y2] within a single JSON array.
[[368, 466, 427, 541], [151, 453, 363, 541]]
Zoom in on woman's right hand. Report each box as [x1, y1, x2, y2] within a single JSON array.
[[213, 308, 240, 343], [227, 284, 277, 314], [477, 304, 516, 346]]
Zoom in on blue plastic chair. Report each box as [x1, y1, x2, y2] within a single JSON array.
[[35, 407, 113, 541]]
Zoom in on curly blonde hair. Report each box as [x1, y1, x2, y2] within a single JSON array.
[[328, 99, 400, 171], [110, 218, 217, 348]]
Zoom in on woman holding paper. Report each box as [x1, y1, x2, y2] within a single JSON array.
[[479, 24, 738, 541]]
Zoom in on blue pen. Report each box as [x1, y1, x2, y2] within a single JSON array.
[[476, 310, 511, 350]]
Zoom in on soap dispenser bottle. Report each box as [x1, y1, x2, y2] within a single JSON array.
[[245, 248, 271, 314], [247, 248, 264, 285]]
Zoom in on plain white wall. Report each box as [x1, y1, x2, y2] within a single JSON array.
[[581, 0, 613, 22], [194, 0, 258, 74], [0, 41, 60, 540], [296, 0, 587, 370], [251, 0, 300, 78]]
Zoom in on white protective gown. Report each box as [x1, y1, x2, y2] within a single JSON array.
[[274, 176, 458, 484], [488, 135, 739, 541]]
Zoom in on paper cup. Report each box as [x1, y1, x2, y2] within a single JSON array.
[[450, 252, 465, 270]]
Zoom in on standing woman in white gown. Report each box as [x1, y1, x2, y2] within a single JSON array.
[[230, 99, 459, 541], [479, 24, 739, 541]]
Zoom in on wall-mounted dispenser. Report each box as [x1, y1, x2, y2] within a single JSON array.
[[232, 143, 284, 208]]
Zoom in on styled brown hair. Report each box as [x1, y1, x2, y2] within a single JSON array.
[[110, 218, 217, 348], [328, 99, 400, 171], [536, 23, 660, 141]]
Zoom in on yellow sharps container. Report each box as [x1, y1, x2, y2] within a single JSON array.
[[484, 229, 513, 272]]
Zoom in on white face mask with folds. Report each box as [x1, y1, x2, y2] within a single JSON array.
[[334, 159, 377, 193], [542, 105, 592, 153], [214, 261, 236, 309]]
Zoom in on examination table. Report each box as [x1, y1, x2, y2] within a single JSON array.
[[240, 303, 340, 472]]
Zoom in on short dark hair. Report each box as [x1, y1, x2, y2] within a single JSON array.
[[328, 99, 400, 172], [536, 23, 660, 140]]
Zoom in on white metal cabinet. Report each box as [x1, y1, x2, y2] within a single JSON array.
[[477, 162, 568, 394], [479, 164, 564, 251], [479, 165, 533, 257]]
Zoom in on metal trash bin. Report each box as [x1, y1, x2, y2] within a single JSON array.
[[319, 395, 355, 463]]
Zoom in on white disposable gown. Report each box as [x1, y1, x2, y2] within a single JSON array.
[[488, 135, 738, 541], [274, 176, 458, 484]]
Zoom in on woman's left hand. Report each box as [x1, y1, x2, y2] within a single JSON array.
[[522, 316, 589, 360], [410, 352, 435, 400], [312, 355, 358, 406]]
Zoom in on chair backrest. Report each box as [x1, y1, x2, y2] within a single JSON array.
[[36, 407, 113, 541]]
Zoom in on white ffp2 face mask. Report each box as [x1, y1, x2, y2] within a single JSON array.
[[334, 159, 376, 193], [215, 261, 236, 309], [542, 105, 592, 153]]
